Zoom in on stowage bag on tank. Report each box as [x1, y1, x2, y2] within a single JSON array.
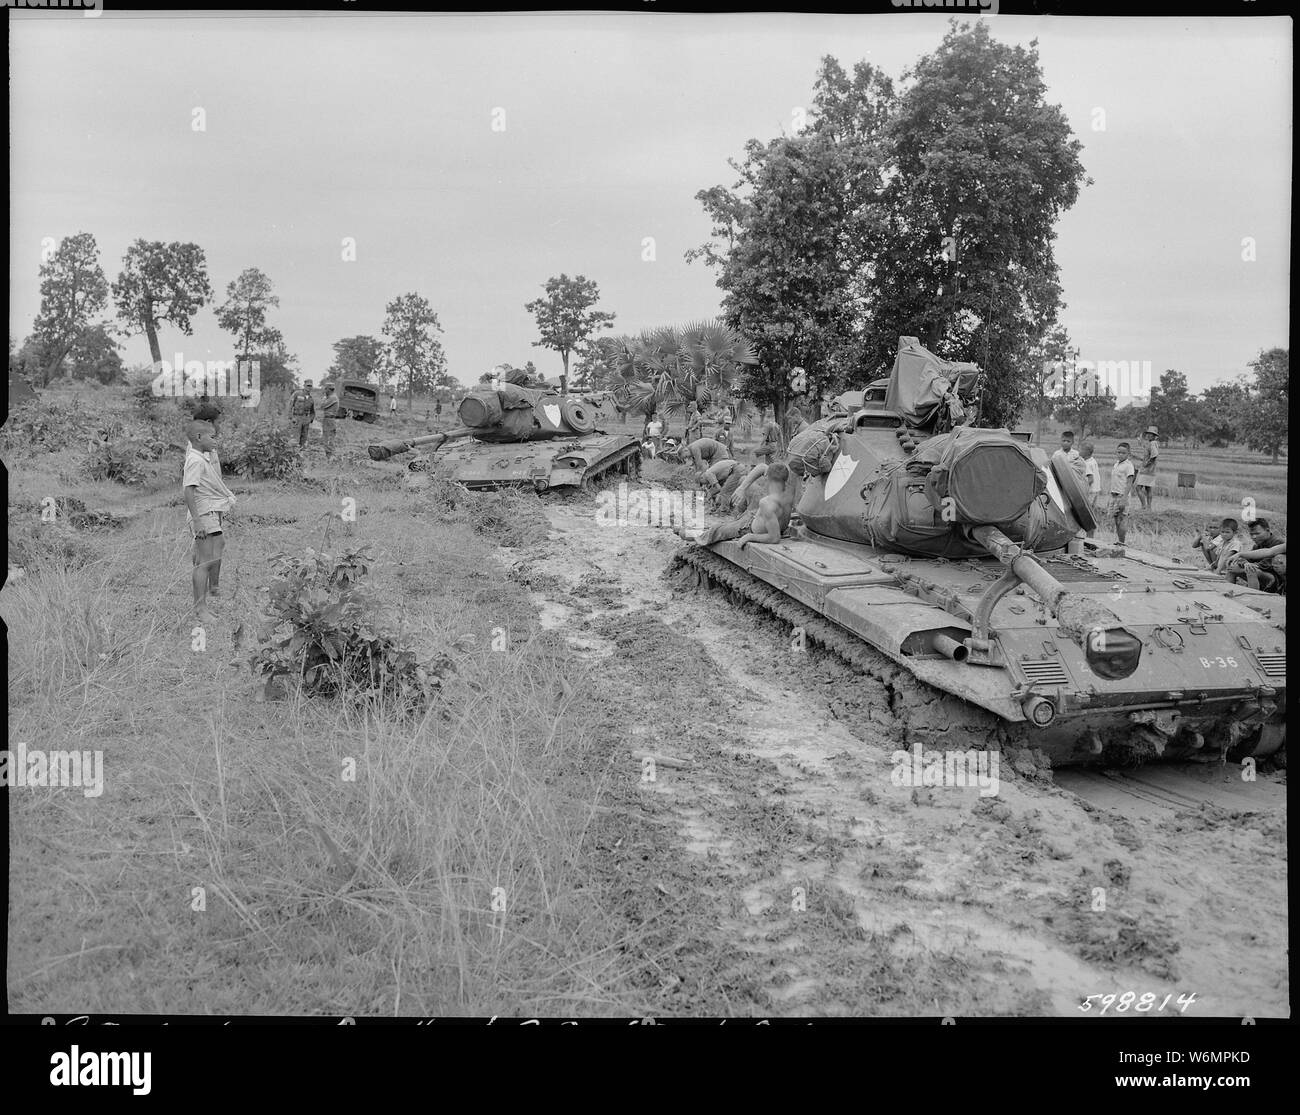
[[787, 426, 839, 477]]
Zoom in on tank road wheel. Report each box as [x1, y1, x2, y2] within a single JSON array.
[[1052, 456, 1098, 532], [560, 397, 597, 434]]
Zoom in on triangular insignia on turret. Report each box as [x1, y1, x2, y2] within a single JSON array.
[[542, 404, 561, 427], [824, 452, 859, 499]]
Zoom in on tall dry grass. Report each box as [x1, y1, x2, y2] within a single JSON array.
[[5, 481, 652, 1016]]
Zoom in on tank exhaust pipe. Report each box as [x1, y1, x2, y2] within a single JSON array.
[[971, 525, 1142, 681], [930, 633, 969, 662]]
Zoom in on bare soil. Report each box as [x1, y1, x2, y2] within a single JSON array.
[[508, 495, 1289, 1018]]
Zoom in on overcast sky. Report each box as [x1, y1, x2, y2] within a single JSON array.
[[9, 11, 1291, 394]]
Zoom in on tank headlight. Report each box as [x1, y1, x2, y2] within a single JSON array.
[[1022, 694, 1056, 727]]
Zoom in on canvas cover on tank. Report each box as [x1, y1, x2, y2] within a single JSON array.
[[884, 337, 980, 428], [915, 426, 1044, 524]]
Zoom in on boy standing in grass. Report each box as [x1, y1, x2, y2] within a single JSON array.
[[1135, 425, 1159, 510], [1108, 442, 1137, 545], [1080, 442, 1102, 528], [183, 421, 236, 624]]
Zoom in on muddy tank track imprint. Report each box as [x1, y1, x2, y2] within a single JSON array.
[[667, 545, 1050, 764]]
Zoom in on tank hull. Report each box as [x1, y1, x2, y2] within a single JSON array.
[[425, 432, 641, 491], [676, 532, 1284, 766]]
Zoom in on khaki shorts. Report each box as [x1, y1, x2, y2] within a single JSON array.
[[189, 510, 224, 538], [1107, 494, 1128, 517], [1135, 474, 1155, 488]]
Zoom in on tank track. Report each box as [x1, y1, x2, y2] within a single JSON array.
[[581, 445, 640, 489], [668, 545, 1285, 769], [667, 544, 1044, 764]]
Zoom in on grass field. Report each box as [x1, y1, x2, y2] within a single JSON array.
[[4, 386, 682, 1015], [3, 384, 1287, 1016]]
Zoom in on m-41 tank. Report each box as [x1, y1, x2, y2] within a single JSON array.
[[368, 380, 641, 491], [674, 337, 1285, 766]]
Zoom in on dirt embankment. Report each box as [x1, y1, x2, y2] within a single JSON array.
[[505, 495, 1288, 1018]]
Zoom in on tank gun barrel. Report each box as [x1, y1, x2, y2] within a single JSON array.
[[971, 525, 1142, 680], [367, 427, 473, 461]]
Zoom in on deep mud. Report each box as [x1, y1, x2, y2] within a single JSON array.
[[503, 494, 1288, 1018]]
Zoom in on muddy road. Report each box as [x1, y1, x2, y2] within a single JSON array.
[[503, 494, 1287, 1018]]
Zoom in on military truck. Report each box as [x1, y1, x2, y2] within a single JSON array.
[[337, 380, 380, 422]]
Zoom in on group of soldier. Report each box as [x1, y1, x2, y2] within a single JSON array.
[[285, 380, 340, 457]]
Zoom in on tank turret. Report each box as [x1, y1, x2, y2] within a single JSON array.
[[364, 382, 640, 491], [368, 383, 614, 461]]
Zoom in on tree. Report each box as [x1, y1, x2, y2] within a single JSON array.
[[867, 22, 1089, 427], [255, 339, 300, 392], [1198, 380, 1247, 447], [1146, 370, 1194, 442], [326, 335, 387, 385], [1240, 347, 1288, 463], [10, 334, 57, 386], [1053, 385, 1116, 441], [524, 274, 616, 395], [215, 268, 283, 357], [689, 58, 893, 427], [31, 232, 110, 386], [111, 239, 213, 369], [591, 320, 757, 434], [68, 323, 125, 384], [1025, 325, 1074, 443], [382, 293, 447, 411]]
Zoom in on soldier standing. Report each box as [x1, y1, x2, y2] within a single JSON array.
[[321, 384, 340, 457], [684, 403, 704, 445], [289, 380, 316, 448]]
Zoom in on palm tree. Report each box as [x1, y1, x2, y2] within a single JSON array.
[[593, 320, 757, 438]]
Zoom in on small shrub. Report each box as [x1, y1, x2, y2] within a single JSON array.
[[218, 422, 302, 480], [7, 516, 98, 572], [82, 437, 151, 485], [132, 380, 165, 415], [0, 397, 92, 454], [250, 546, 449, 710]]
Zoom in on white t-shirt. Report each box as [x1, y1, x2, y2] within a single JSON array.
[[647, 419, 663, 436], [1110, 458, 1136, 495], [183, 445, 235, 518], [1083, 457, 1101, 494]]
